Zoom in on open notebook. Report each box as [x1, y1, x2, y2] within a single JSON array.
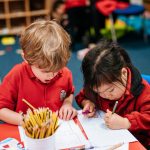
[[78, 110, 137, 149]]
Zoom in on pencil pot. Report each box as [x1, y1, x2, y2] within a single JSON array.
[[22, 107, 59, 150], [24, 133, 55, 150]]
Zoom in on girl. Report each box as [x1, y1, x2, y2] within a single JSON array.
[[75, 40, 150, 149]]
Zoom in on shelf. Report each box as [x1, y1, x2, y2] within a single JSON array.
[[0, 19, 6, 29], [0, 2, 4, 16], [30, 0, 44, 10], [8, 12, 26, 18], [11, 17, 26, 26], [9, 26, 25, 34], [0, 14, 6, 19], [9, 1, 25, 13], [30, 10, 48, 16], [31, 15, 46, 23], [0, 0, 23, 2], [0, 0, 51, 35]]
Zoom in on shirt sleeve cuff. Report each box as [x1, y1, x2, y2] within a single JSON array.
[[125, 114, 138, 131]]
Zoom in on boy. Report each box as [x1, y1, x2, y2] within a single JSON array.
[[0, 20, 77, 125]]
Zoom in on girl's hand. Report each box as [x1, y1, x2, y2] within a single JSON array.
[[82, 100, 96, 117], [59, 102, 77, 121], [104, 109, 131, 129]]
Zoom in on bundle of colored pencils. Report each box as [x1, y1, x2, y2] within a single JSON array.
[[22, 99, 58, 139]]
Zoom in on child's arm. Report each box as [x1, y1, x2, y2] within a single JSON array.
[[75, 89, 96, 117], [59, 94, 77, 120], [0, 108, 23, 125]]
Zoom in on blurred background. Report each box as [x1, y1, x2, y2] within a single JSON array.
[[0, 0, 150, 109]]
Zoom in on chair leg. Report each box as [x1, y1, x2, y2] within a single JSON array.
[[109, 14, 117, 42]]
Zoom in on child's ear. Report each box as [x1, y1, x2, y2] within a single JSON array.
[[21, 52, 28, 63], [121, 67, 127, 78]]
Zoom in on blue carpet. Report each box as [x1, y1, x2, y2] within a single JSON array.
[[119, 34, 150, 75], [0, 36, 22, 80]]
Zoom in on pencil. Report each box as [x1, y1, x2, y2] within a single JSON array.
[[22, 107, 58, 139], [22, 98, 36, 110], [107, 142, 123, 150], [82, 110, 90, 115], [112, 101, 118, 114]]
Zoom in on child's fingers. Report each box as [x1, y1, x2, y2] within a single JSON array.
[[104, 115, 110, 124], [89, 105, 95, 113], [83, 105, 89, 112], [105, 109, 112, 118], [55, 110, 59, 117], [107, 109, 112, 114], [105, 113, 110, 118], [58, 108, 63, 119], [70, 109, 77, 119], [61, 108, 68, 120], [65, 109, 73, 121], [87, 111, 95, 117]]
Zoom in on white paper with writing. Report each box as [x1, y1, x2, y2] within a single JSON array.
[[78, 110, 137, 148]]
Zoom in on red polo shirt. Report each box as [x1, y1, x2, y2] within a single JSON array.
[[0, 62, 74, 113], [75, 68, 150, 147]]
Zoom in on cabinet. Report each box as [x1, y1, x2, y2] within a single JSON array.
[[0, 0, 51, 35]]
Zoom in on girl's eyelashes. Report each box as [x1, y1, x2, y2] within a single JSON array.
[[109, 88, 114, 92]]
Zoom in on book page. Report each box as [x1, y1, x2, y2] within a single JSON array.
[[78, 110, 137, 148]]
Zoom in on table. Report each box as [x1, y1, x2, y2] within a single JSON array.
[[0, 123, 146, 150]]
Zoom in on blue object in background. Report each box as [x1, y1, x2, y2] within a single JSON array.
[[144, 18, 150, 36], [142, 74, 150, 84], [114, 4, 144, 33], [118, 15, 143, 32], [114, 4, 145, 16]]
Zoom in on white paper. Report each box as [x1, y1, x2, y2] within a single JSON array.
[[55, 120, 89, 149], [98, 143, 128, 150], [78, 110, 137, 148]]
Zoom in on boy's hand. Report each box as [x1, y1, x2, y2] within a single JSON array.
[[59, 101, 77, 121], [104, 109, 131, 129], [82, 100, 96, 117]]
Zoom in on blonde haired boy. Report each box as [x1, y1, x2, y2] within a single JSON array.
[[0, 20, 77, 125]]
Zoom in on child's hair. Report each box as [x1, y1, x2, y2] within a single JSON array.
[[20, 19, 71, 72], [82, 39, 143, 98], [52, 0, 65, 13]]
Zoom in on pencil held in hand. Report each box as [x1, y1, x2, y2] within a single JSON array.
[[112, 101, 118, 114], [22, 107, 58, 139]]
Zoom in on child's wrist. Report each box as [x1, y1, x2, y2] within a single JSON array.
[[123, 118, 131, 129], [19, 112, 24, 126], [63, 99, 72, 106]]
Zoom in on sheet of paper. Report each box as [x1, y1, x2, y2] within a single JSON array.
[[18, 120, 89, 150], [78, 110, 137, 147], [92, 143, 128, 150], [102, 143, 128, 150], [55, 120, 89, 149]]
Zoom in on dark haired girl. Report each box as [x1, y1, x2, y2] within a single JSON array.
[[76, 40, 150, 149]]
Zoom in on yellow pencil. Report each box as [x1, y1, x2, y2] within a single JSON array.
[[22, 98, 36, 110]]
